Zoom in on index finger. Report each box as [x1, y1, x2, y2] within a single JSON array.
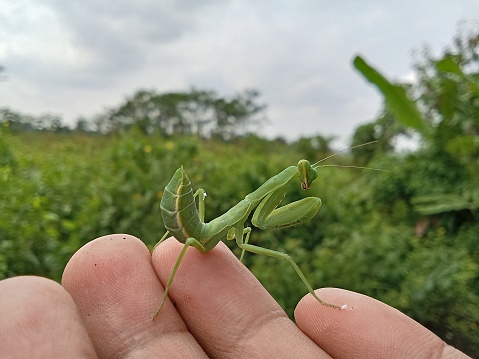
[[152, 237, 332, 358]]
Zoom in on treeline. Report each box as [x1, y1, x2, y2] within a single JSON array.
[[0, 88, 267, 140]]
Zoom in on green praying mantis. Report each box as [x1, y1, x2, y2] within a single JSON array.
[[153, 141, 387, 319]]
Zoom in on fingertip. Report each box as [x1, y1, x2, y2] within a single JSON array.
[[62, 234, 159, 321], [295, 287, 363, 317], [295, 288, 448, 359], [62, 233, 194, 357]]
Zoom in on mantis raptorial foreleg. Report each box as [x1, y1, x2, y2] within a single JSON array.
[[153, 142, 387, 319], [252, 182, 321, 230]]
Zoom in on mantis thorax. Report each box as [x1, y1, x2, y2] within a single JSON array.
[[297, 160, 318, 190]]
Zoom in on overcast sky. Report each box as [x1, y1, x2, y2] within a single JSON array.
[[1, 1, 478, 144]]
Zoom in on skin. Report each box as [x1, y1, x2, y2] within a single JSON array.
[[0, 234, 471, 358]]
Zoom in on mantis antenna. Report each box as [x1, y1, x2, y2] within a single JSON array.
[[312, 141, 390, 173]]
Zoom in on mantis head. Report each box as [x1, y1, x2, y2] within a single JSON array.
[[297, 160, 318, 190]]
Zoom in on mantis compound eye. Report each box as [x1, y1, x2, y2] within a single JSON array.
[[297, 160, 318, 190]]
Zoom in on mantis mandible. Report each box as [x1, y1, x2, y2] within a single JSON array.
[[153, 142, 385, 319]]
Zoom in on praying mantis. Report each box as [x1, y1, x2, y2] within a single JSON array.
[[153, 142, 386, 319]]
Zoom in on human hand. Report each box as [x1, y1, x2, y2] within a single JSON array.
[[0, 234, 471, 358]]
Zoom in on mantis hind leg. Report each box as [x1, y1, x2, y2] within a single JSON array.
[[234, 231, 341, 309], [153, 237, 207, 319]]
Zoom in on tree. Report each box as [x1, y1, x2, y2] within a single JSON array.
[[0, 108, 67, 132], [292, 134, 335, 160], [350, 109, 398, 165], [93, 88, 267, 139], [413, 27, 479, 160]]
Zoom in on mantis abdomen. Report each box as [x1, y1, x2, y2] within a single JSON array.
[[160, 166, 205, 243], [160, 166, 245, 251]]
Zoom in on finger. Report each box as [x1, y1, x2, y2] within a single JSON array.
[[62, 234, 209, 358], [295, 288, 470, 359], [0, 276, 98, 358], [152, 237, 332, 359]]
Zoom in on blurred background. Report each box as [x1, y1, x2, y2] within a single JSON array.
[[1, 2, 478, 356]]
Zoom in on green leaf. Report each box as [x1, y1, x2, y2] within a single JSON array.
[[445, 135, 479, 157], [353, 55, 426, 132], [411, 194, 477, 215], [435, 55, 463, 75]]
